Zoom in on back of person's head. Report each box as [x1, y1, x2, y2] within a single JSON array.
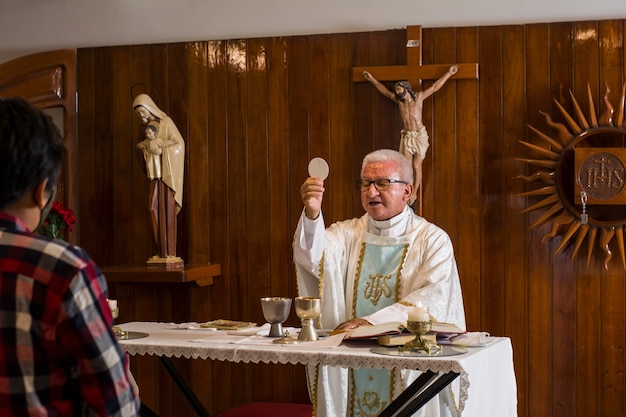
[[362, 149, 414, 185], [0, 97, 64, 210]]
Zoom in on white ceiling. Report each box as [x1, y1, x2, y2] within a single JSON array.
[[1, 0, 625, 64]]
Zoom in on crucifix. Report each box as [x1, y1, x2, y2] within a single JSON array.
[[353, 25, 479, 214]]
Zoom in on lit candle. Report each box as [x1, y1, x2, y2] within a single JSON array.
[[408, 306, 430, 322], [107, 299, 118, 311]]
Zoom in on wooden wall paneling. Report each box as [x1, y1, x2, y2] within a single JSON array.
[[224, 38, 253, 407], [205, 39, 233, 414], [454, 26, 481, 334], [329, 33, 361, 225], [286, 36, 312, 232], [367, 30, 401, 154], [76, 49, 98, 260], [226, 38, 250, 322], [477, 26, 505, 335], [308, 35, 330, 164], [187, 41, 211, 265], [431, 27, 459, 238], [111, 46, 134, 263], [501, 24, 529, 417], [524, 23, 552, 417], [548, 22, 577, 417], [245, 37, 274, 403], [187, 41, 213, 317], [92, 47, 116, 265], [186, 40, 216, 412], [420, 28, 436, 220], [206, 39, 230, 318], [598, 20, 626, 417]]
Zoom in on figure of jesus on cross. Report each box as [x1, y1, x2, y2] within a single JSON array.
[[353, 25, 478, 213], [363, 65, 458, 205]]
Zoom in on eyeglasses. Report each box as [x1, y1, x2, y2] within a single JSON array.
[[356, 178, 408, 192]]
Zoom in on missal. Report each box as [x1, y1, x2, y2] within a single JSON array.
[[342, 321, 465, 340]]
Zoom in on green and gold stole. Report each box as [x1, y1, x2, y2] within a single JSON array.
[[349, 237, 409, 417]]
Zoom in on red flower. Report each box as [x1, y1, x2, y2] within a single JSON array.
[[51, 201, 77, 231], [38, 201, 77, 240]]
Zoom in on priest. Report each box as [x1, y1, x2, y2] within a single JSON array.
[[294, 149, 466, 417]]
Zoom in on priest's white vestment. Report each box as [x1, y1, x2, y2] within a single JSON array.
[[294, 205, 466, 417]]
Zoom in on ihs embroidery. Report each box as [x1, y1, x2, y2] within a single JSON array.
[[364, 273, 392, 306]]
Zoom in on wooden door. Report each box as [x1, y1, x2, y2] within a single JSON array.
[[0, 49, 78, 243]]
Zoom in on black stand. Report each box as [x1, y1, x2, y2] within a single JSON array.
[[152, 357, 459, 417]]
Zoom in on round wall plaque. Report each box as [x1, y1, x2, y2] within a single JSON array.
[[517, 83, 626, 269]]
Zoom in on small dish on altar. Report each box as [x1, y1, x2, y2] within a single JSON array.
[[200, 319, 257, 330], [117, 331, 149, 340], [272, 330, 299, 344], [370, 345, 467, 357]]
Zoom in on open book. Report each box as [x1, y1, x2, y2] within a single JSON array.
[[343, 321, 465, 340]]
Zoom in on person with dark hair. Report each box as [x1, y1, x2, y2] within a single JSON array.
[[294, 149, 465, 417], [0, 97, 140, 416], [363, 67, 458, 205]]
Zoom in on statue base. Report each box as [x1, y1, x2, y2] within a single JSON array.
[[146, 255, 184, 270]]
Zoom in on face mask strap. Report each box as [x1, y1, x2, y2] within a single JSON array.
[[36, 187, 57, 231]]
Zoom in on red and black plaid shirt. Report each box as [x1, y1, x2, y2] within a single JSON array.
[[0, 212, 139, 416]]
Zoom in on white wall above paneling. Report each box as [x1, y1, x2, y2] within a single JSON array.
[[1, 0, 624, 64]]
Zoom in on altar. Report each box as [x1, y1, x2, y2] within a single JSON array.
[[118, 322, 517, 417]]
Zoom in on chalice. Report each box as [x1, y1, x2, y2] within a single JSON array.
[[295, 296, 322, 341], [260, 297, 292, 338]]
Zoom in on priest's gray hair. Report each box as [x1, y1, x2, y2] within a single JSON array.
[[361, 149, 414, 185]]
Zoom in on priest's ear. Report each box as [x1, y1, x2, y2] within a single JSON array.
[[403, 183, 414, 200]]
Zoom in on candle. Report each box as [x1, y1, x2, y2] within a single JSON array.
[[408, 306, 430, 322], [107, 299, 118, 311]]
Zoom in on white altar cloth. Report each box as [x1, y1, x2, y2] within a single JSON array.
[[118, 321, 517, 417]]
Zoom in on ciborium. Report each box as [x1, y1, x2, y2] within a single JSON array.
[[295, 296, 322, 341], [260, 297, 292, 338]]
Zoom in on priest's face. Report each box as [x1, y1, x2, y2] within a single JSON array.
[[360, 161, 412, 220]]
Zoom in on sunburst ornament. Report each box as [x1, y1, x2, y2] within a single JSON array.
[[516, 83, 626, 270]]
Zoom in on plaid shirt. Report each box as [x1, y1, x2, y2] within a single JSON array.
[[0, 212, 140, 416]]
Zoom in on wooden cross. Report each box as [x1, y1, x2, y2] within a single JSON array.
[[352, 25, 479, 86], [352, 26, 478, 215]]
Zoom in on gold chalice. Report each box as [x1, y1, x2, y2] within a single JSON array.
[[295, 296, 322, 341]]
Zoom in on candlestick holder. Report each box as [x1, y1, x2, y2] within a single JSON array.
[[399, 320, 441, 354], [108, 300, 128, 339]]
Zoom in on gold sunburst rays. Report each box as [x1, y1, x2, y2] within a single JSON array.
[[516, 82, 626, 270]]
